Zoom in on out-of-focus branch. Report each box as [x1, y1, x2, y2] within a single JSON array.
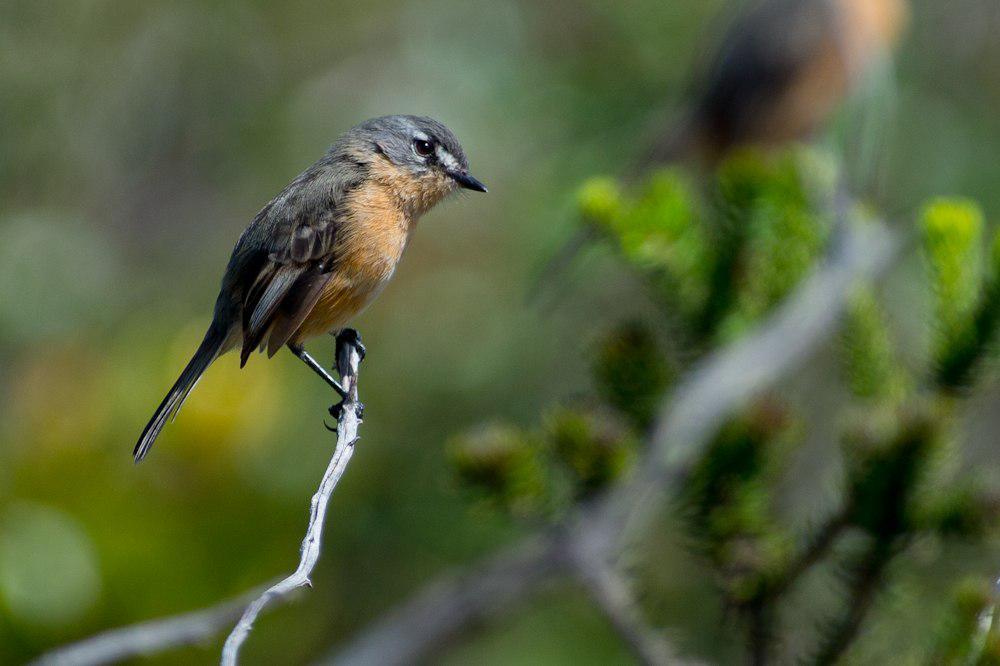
[[770, 511, 851, 600], [325, 217, 900, 665], [221, 334, 365, 665], [596, 219, 898, 552], [32, 335, 365, 666], [326, 533, 568, 666], [29, 587, 265, 666], [569, 532, 697, 666], [327, 526, 702, 666], [738, 510, 852, 663]]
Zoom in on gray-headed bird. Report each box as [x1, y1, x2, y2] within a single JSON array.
[[134, 115, 487, 462]]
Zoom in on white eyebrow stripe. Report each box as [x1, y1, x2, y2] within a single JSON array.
[[413, 130, 430, 142], [437, 146, 460, 170]]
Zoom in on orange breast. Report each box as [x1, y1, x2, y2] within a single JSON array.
[[291, 180, 412, 343], [759, 37, 849, 143]]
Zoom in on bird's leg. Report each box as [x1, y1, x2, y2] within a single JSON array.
[[328, 329, 366, 424], [287, 343, 347, 399]]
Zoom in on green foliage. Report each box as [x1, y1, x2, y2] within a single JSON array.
[[591, 321, 673, 428], [922, 199, 990, 387], [579, 151, 831, 344], [457, 149, 1000, 663], [578, 170, 710, 319], [711, 152, 829, 340], [448, 424, 549, 519], [544, 408, 637, 500], [841, 286, 907, 403], [936, 226, 1000, 392], [916, 483, 998, 538], [841, 407, 940, 537], [923, 199, 984, 343], [682, 400, 797, 601], [450, 408, 638, 522], [929, 579, 993, 664], [577, 177, 624, 229]]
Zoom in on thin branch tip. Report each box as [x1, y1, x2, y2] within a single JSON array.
[[220, 334, 364, 664]]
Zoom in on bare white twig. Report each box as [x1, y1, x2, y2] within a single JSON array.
[[221, 336, 364, 665]]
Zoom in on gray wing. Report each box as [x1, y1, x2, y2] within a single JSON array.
[[239, 212, 339, 365], [223, 160, 363, 366]]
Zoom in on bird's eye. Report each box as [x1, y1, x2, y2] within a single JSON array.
[[413, 139, 434, 157]]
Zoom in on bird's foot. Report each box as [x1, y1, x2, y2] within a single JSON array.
[[336, 328, 366, 362], [324, 328, 365, 433], [327, 400, 365, 431]]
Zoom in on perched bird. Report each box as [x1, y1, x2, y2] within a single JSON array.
[[134, 115, 487, 462], [647, 0, 908, 165]]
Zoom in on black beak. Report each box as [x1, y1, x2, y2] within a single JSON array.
[[449, 170, 488, 193]]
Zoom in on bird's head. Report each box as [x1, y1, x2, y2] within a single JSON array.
[[345, 115, 487, 215]]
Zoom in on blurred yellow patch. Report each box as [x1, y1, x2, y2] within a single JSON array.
[[576, 176, 622, 228], [166, 322, 287, 460], [6, 344, 114, 455]]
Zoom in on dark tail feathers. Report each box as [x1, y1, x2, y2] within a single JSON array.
[[133, 324, 227, 463]]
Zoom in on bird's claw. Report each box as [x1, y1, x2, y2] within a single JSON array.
[[328, 400, 364, 425], [336, 328, 366, 362]]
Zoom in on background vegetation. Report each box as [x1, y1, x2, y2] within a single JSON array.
[[3, 0, 1000, 663]]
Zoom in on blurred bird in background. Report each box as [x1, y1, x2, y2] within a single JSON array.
[[134, 115, 487, 462], [645, 0, 909, 166], [534, 0, 908, 303]]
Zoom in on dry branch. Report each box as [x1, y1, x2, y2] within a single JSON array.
[[29, 588, 265, 666], [221, 335, 365, 664], [32, 334, 365, 666]]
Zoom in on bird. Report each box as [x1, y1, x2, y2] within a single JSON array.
[[646, 0, 909, 166], [134, 115, 487, 462], [529, 0, 908, 304]]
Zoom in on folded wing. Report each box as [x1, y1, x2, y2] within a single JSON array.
[[239, 215, 340, 366]]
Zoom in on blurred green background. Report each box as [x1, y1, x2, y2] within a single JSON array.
[[3, 0, 1000, 663]]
